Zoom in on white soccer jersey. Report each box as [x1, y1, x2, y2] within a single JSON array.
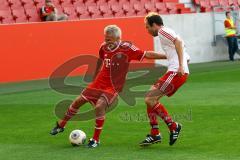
[[158, 26, 190, 74]]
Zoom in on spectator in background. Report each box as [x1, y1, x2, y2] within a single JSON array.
[[224, 11, 239, 61], [40, 0, 68, 21]]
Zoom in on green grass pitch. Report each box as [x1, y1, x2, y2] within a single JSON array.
[[0, 61, 239, 160]]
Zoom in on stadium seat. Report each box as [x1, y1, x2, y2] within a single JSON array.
[[0, 1, 11, 11], [63, 6, 78, 20], [122, 3, 135, 14], [10, 0, 24, 10], [180, 8, 192, 14], [61, 1, 74, 7], [12, 8, 28, 23], [108, 0, 118, 5], [114, 11, 125, 17], [166, 3, 179, 14], [99, 4, 113, 15], [73, 0, 85, 7], [145, 3, 157, 12], [97, 0, 107, 6], [88, 5, 101, 15], [129, 0, 139, 4], [22, 0, 36, 9], [0, 10, 12, 22], [25, 8, 41, 22], [79, 13, 91, 19], [76, 6, 88, 15], [162, 0, 179, 2], [133, 3, 147, 16], [111, 4, 124, 15], [85, 0, 96, 6], [91, 14, 103, 19], [103, 13, 114, 18], [118, 0, 129, 5], [199, 0, 212, 12], [155, 2, 168, 13], [218, 0, 229, 7]]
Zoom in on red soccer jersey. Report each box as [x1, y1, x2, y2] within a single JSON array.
[[91, 41, 145, 92]]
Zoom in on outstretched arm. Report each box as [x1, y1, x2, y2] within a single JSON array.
[[144, 51, 167, 59], [92, 58, 103, 80]]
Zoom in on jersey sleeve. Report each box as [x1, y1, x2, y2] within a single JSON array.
[[128, 44, 146, 61], [159, 28, 177, 42]]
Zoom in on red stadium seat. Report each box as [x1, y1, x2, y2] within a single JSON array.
[[0, 10, 11, 22], [85, 0, 96, 6], [129, 0, 139, 4], [23, 0, 36, 9], [166, 3, 178, 12], [0, 1, 11, 11], [63, 6, 78, 20], [99, 4, 113, 14], [61, 1, 74, 7], [162, 0, 178, 2], [76, 6, 88, 15], [73, 1, 85, 7], [118, 0, 129, 5], [111, 3, 124, 15], [97, 0, 107, 5], [179, 7, 192, 14], [125, 11, 136, 16], [199, 0, 212, 12], [122, 3, 135, 14], [91, 14, 103, 19], [108, 0, 118, 5], [1, 17, 15, 24], [218, 0, 229, 7], [79, 13, 91, 19], [155, 2, 168, 12], [88, 5, 101, 15], [145, 3, 157, 12], [25, 8, 41, 22], [133, 3, 147, 15], [12, 8, 28, 23], [114, 11, 125, 17], [10, 0, 24, 10], [103, 13, 114, 18]]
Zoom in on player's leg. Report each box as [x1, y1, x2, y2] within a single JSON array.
[[88, 97, 108, 148], [139, 88, 163, 146], [227, 37, 234, 61], [50, 95, 87, 135]]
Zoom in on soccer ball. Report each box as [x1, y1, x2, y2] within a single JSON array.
[[69, 130, 86, 146]]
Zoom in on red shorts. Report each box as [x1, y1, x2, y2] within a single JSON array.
[[81, 82, 118, 106], [153, 71, 188, 97]]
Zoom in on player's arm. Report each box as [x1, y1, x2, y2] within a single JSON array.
[[144, 51, 167, 59], [92, 58, 103, 80], [174, 38, 184, 75]]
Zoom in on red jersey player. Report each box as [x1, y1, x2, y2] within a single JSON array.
[[50, 25, 167, 148], [139, 12, 190, 146]]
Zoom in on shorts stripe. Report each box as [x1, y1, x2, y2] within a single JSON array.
[[160, 73, 177, 92]]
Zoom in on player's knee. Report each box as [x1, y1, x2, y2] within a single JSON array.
[[144, 96, 157, 107], [95, 98, 107, 116]]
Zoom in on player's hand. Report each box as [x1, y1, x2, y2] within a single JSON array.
[[177, 66, 184, 76]]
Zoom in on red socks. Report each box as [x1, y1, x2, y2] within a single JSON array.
[[151, 102, 176, 131], [58, 105, 78, 128], [93, 116, 105, 142], [147, 106, 160, 136]]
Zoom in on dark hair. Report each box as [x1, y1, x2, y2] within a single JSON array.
[[145, 12, 164, 27], [226, 11, 230, 17]]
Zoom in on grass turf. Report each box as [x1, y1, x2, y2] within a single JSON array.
[[0, 61, 240, 160]]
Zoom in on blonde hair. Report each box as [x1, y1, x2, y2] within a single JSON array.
[[104, 25, 122, 38]]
